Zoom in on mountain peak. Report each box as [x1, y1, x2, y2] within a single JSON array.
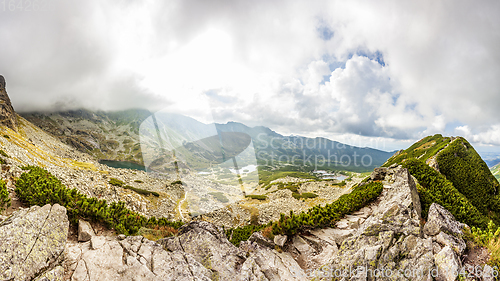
[[0, 75, 18, 132]]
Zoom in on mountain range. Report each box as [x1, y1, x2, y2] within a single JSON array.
[[21, 109, 394, 173]]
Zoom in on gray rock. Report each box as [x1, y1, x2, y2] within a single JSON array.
[[370, 167, 388, 181], [434, 246, 461, 281], [66, 236, 213, 281], [78, 219, 95, 242], [274, 234, 287, 247], [33, 266, 65, 281], [162, 221, 248, 279], [249, 231, 275, 248], [292, 235, 315, 255], [310, 227, 355, 245], [424, 203, 467, 237], [0, 204, 69, 281], [320, 167, 435, 280], [433, 231, 466, 255], [243, 244, 306, 280], [117, 234, 126, 240]]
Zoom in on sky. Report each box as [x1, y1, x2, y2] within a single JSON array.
[[1, 0, 500, 153]]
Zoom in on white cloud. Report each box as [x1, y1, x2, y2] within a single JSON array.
[[455, 125, 500, 146], [1, 0, 500, 149]]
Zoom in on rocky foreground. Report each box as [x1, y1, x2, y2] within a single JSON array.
[[1, 165, 494, 281]]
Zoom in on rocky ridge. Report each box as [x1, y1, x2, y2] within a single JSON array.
[[1, 164, 493, 281]]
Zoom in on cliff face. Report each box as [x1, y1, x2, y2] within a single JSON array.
[[0, 75, 18, 131]]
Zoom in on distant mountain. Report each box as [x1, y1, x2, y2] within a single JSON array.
[[21, 109, 149, 164], [21, 110, 393, 173]]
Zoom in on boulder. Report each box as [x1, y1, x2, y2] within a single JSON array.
[[78, 219, 95, 242], [434, 246, 461, 281], [239, 240, 306, 281], [0, 204, 69, 281], [370, 167, 388, 181], [274, 234, 287, 247], [249, 231, 275, 248], [160, 221, 249, 279], [433, 231, 466, 255], [423, 203, 468, 237]]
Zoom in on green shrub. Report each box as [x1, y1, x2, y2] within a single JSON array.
[[134, 180, 144, 183], [402, 158, 489, 229], [245, 195, 267, 200], [436, 138, 500, 216], [272, 181, 383, 236], [171, 180, 183, 185], [123, 185, 159, 197], [109, 178, 124, 187], [225, 224, 269, 246], [3, 135, 9, 139], [0, 179, 11, 211], [15, 166, 182, 235], [209, 192, 229, 203]]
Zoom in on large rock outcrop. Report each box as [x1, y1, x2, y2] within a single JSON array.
[[276, 166, 472, 281], [0, 75, 18, 131], [64, 220, 305, 281], [0, 204, 69, 281]]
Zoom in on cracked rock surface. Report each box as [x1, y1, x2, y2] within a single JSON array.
[[64, 220, 305, 281], [0, 204, 68, 281]]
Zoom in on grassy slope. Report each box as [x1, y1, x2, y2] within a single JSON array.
[[385, 134, 500, 228]]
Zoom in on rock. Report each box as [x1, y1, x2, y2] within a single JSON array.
[[78, 219, 95, 242], [239, 241, 307, 280], [274, 234, 287, 247], [161, 221, 247, 279], [66, 236, 213, 281], [426, 155, 440, 172], [324, 167, 434, 280], [370, 167, 388, 181], [117, 234, 126, 240], [90, 235, 107, 250], [434, 246, 461, 281], [0, 204, 69, 281], [424, 203, 467, 237], [292, 235, 315, 255], [249, 231, 275, 248], [160, 221, 306, 280], [0, 75, 18, 131], [433, 231, 466, 255], [310, 227, 355, 245], [33, 266, 65, 281]]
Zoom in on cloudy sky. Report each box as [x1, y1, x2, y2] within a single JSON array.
[[1, 0, 500, 152]]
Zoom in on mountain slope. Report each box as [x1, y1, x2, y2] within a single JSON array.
[[383, 134, 500, 228], [21, 109, 149, 164]]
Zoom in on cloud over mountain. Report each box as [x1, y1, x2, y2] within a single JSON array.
[[1, 0, 499, 148]]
